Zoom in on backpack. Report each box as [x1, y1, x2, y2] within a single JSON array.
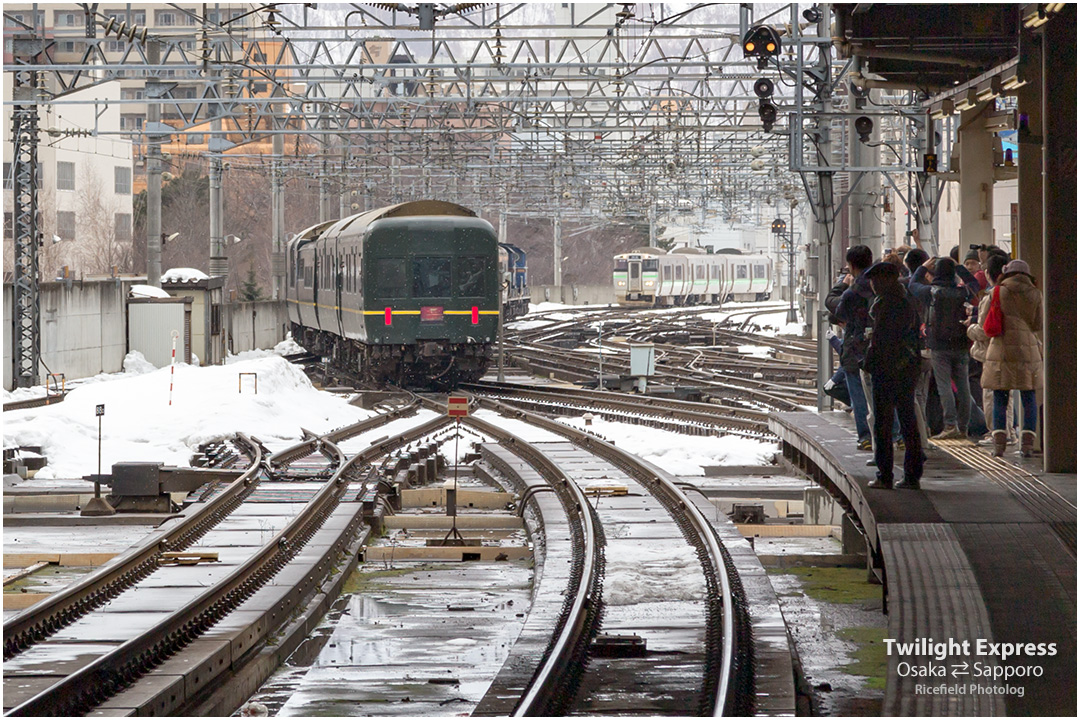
[[928, 285, 969, 347]]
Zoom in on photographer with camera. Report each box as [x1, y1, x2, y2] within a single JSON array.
[[908, 256, 981, 441]]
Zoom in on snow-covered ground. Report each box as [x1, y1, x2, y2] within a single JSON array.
[[557, 415, 778, 476], [3, 340, 373, 484]]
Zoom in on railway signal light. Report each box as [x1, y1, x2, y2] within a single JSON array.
[[923, 153, 938, 173], [742, 25, 782, 69], [771, 218, 787, 234], [759, 100, 778, 132], [854, 115, 874, 143], [753, 77, 774, 99]]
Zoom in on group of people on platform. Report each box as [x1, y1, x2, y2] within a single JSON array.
[[824, 242, 1043, 490]]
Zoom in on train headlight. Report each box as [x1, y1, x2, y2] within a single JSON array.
[[645, 280, 655, 287], [617, 281, 626, 286]]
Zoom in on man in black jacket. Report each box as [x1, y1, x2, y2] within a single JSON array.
[[862, 262, 924, 489], [825, 245, 875, 450], [908, 256, 980, 440]]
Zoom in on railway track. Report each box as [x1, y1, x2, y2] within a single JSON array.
[[3, 402, 449, 717], [413, 393, 755, 716], [465, 380, 772, 438]]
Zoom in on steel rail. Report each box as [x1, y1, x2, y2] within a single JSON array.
[[6, 413, 452, 717], [465, 381, 771, 436], [413, 393, 603, 717], [471, 395, 751, 715], [2, 434, 263, 660]]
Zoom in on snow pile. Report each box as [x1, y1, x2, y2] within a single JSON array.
[[225, 334, 308, 364], [557, 415, 777, 476], [122, 350, 158, 375], [161, 267, 210, 283], [3, 355, 373, 482], [129, 284, 171, 299], [603, 540, 706, 605]]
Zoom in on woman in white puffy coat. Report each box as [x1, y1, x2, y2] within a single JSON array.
[[979, 259, 1042, 457]]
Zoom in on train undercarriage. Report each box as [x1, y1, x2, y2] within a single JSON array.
[[291, 324, 491, 389]]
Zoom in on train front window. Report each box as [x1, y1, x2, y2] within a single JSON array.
[[375, 258, 407, 296], [630, 263, 640, 279], [614, 259, 628, 271], [413, 257, 452, 297], [643, 259, 658, 271], [457, 256, 486, 297]]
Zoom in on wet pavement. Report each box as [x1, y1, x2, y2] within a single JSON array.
[[248, 561, 534, 716]]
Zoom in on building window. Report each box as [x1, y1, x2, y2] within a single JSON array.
[[155, 11, 177, 26], [121, 88, 144, 100], [57, 211, 76, 241], [186, 133, 203, 145], [57, 161, 76, 191], [120, 115, 143, 131], [4, 212, 12, 238], [3, 162, 11, 190], [112, 165, 130, 194], [55, 12, 79, 27], [114, 213, 131, 242]]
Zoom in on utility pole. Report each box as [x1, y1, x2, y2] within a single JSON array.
[[813, 6, 835, 412], [553, 212, 562, 288], [145, 41, 165, 287], [788, 202, 797, 324], [208, 114, 226, 278], [271, 130, 285, 300]]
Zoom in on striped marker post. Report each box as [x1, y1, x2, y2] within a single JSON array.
[[169, 330, 179, 406]]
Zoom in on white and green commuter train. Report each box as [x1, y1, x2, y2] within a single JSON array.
[[613, 247, 773, 305]]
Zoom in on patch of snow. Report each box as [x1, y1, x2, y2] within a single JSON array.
[[603, 540, 706, 605], [226, 333, 308, 365], [557, 415, 778, 476], [505, 318, 556, 331], [161, 267, 210, 283], [129, 284, 171, 299], [3, 355, 374, 483], [737, 345, 774, 358], [3, 386, 49, 403]]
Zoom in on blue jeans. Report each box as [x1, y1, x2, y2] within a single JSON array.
[[994, 389, 1037, 433], [845, 369, 870, 441], [931, 349, 971, 430]]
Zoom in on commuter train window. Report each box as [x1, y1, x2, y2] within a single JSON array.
[[413, 257, 452, 297], [737, 265, 748, 279], [294, 258, 303, 287], [643, 259, 658, 271], [614, 259, 628, 271], [663, 265, 671, 281], [754, 264, 766, 279], [457, 256, 487, 297], [711, 264, 719, 279], [675, 265, 683, 280], [375, 258, 407, 296], [695, 265, 705, 280]]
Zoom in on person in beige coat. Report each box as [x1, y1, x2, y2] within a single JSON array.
[[967, 254, 1014, 446], [979, 259, 1042, 457]]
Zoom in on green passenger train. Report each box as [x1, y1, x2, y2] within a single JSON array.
[[286, 201, 500, 388]]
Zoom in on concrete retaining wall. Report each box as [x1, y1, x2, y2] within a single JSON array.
[[533, 284, 616, 306], [224, 301, 288, 355], [4, 279, 134, 391], [4, 281, 290, 390]]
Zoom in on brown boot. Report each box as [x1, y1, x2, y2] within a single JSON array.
[[992, 431, 1007, 458], [1020, 431, 1037, 458]]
